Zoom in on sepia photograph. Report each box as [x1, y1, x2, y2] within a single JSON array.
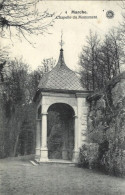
[[0, 0, 125, 194]]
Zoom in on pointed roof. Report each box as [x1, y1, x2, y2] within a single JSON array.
[[38, 48, 85, 92]]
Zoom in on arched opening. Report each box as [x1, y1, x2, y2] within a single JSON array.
[[47, 103, 75, 160]]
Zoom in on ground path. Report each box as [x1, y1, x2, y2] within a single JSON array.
[[0, 158, 125, 195]]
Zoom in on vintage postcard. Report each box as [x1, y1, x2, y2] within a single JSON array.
[[0, 1, 125, 195]]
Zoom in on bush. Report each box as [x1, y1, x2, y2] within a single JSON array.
[[78, 143, 99, 169], [78, 144, 89, 168], [78, 141, 125, 177]]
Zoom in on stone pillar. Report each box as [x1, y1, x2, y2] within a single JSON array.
[[40, 112, 48, 162], [35, 119, 41, 159], [81, 99, 88, 146], [72, 115, 79, 162]]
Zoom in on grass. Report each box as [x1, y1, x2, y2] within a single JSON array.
[[0, 157, 125, 195]]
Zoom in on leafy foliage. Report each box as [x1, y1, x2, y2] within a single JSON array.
[[79, 77, 125, 176], [0, 57, 56, 158]]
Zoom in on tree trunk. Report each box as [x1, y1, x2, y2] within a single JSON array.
[[13, 121, 21, 157], [13, 133, 19, 157]]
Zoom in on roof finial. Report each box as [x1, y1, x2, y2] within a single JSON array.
[[59, 30, 64, 49]]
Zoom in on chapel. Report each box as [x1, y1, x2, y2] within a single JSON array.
[[34, 41, 89, 163]]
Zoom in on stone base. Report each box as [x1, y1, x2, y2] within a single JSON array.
[[39, 148, 48, 162], [39, 158, 49, 162], [72, 150, 79, 163]]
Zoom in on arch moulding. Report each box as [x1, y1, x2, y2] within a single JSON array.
[[41, 92, 77, 116]]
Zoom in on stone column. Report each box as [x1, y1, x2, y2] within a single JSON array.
[[40, 112, 48, 162], [72, 115, 79, 162], [35, 119, 41, 159]]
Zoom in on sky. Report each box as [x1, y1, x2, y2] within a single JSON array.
[[1, 1, 124, 72]]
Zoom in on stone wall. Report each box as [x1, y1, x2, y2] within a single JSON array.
[[79, 72, 125, 176], [77, 97, 88, 149]]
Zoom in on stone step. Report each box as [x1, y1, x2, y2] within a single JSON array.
[[30, 160, 39, 166], [35, 159, 76, 166]]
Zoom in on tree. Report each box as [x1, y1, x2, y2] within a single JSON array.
[[117, 2, 125, 66], [2, 59, 30, 156], [40, 57, 56, 73], [0, 56, 56, 157], [119, 1, 125, 40], [79, 31, 101, 90], [101, 30, 121, 80], [0, 0, 55, 80], [0, 0, 55, 41], [79, 29, 122, 91], [0, 46, 9, 82], [0, 1, 56, 157], [28, 57, 56, 99]]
